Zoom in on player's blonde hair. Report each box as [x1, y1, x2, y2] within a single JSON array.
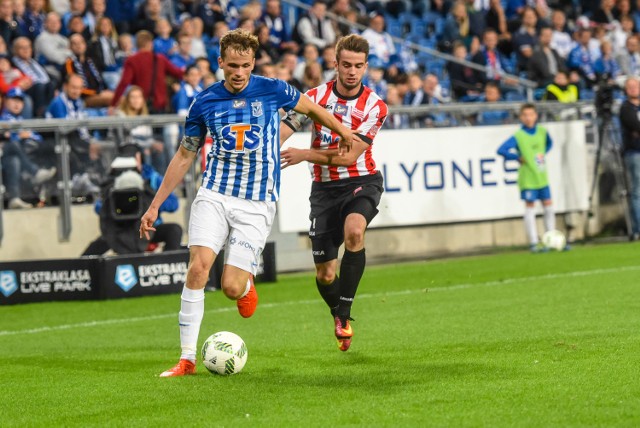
[[219, 28, 259, 59], [335, 34, 369, 61]]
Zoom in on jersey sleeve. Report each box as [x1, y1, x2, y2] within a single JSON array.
[[497, 136, 520, 160], [358, 99, 388, 144], [274, 78, 301, 111], [183, 94, 207, 139], [282, 92, 311, 132]]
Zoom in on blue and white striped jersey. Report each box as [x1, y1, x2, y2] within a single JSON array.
[[185, 75, 301, 201]]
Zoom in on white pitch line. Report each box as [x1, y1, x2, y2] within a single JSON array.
[[1, 265, 638, 337]]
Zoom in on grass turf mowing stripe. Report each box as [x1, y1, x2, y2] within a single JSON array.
[[1, 264, 638, 337]]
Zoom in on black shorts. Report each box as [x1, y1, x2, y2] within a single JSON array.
[[309, 172, 383, 263]]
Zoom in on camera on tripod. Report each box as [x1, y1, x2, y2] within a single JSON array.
[[595, 73, 617, 119]]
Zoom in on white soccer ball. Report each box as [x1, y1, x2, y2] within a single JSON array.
[[542, 230, 566, 251], [201, 331, 248, 375]]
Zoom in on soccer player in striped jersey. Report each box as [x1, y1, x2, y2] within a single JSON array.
[[139, 29, 358, 377], [280, 35, 388, 351]]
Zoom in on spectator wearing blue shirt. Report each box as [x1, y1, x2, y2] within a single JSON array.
[[594, 39, 622, 80], [105, 0, 137, 34], [153, 18, 177, 58], [0, 88, 56, 208], [476, 82, 510, 125], [22, 0, 46, 40], [511, 7, 538, 73], [172, 64, 202, 115], [206, 21, 229, 72], [169, 32, 195, 70], [567, 28, 598, 87], [260, 0, 297, 53]]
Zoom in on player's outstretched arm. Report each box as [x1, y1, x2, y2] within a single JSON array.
[[292, 95, 357, 154], [281, 141, 368, 169], [140, 145, 197, 239]]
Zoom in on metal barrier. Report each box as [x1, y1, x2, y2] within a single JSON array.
[[0, 101, 595, 248]]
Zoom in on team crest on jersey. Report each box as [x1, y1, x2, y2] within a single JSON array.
[[251, 101, 263, 117], [233, 99, 246, 108], [334, 104, 349, 116]]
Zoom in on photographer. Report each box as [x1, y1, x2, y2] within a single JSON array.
[[81, 144, 183, 255], [618, 77, 640, 241]]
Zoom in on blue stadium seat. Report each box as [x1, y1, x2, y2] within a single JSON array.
[[580, 89, 595, 100], [409, 17, 427, 38], [386, 18, 404, 38], [504, 91, 525, 102]]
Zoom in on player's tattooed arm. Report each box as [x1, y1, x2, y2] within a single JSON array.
[[180, 135, 203, 152]]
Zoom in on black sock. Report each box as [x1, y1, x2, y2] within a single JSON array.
[[316, 275, 340, 316], [337, 248, 366, 323]]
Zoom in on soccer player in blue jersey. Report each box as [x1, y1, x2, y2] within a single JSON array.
[[139, 29, 358, 377]]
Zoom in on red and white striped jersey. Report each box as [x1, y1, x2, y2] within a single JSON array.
[[304, 81, 388, 182]]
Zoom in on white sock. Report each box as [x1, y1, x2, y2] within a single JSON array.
[[543, 205, 555, 232], [238, 277, 251, 299], [179, 287, 205, 362], [524, 207, 538, 246]]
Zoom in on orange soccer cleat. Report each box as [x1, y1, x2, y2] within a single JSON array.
[[159, 359, 196, 377], [237, 275, 258, 318], [334, 316, 354, 352]]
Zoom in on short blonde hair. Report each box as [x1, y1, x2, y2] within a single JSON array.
[[219, 28, 259, 59]]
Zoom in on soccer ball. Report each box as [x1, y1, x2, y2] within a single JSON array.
[[542, 230, 566, 251], [201, 331, 248, 375]]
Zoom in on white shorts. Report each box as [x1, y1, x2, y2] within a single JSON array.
[[188, 187, 276, 275]]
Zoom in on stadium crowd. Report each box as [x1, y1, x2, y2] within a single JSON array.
[[1, 0, 638, 209]]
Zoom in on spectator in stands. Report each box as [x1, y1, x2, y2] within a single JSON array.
[[293, 0, 336, 51], [423, 73, 449, 103], [301, 60, 322, 91], [293, 42, 319, 81], [543, 70, 579, 102], [476, 82, 509, 125], [404, 72, 428, 107], [173, 64, 202, 116], [550, 9, 572, 59], [22, 0, 45, 41], [34, 12, 71, 83], [0, 87, 56, 209], [62, 0, 88, 35], [261, 0, 297, 54], [46, 73, 102, 196], [361, 13, 396, 68], [330, 0, 353, 37], [202, 71, 215, 88], [364, 56, 388, 100], [134, 0, 162, 35], [528, 26, 565, 88], [485, 0, 511, 54], [0, 53, 31, 97], [592, 0, 617, 26], [441, 0, 479, 52], [196, 0, 239, 35], [117, 32, 135, 60], [612, 14, 634, 55], [619, 77, 640, 240], [88, 16, 122, 91], [320, 44, 336, 82], [472, 29, 510, 86], [169, 32, 195, 70], [275, 61, 302, 91], [633, 0, 640, 33], [615, 0, 632, 21], [153, 18, 177, 58], [0, 0, 20, 49], [279, 50, 302, 88], [81, 143, 182, 256], [111, 30, 183, 114], [567, 28, 598, 88], [595, 39, 622, 80], [616, 34, 640, 79], [64, 33, 113, 108], [385, 85, 409, 129], [447, 41, 482, 100], [179, 17, 207, 59], [114, 85, 164, 170], [255, 23, 280, 67], [86, 0, 106, 36], [194, 56, 212, 76], [206, 21, 229, 72], [511, 7, 538, 73], [11, 36, 54, 117], [68, 14, 92, 40]]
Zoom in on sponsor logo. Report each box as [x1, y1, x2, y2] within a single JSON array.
[[312, 250, 325, 256], [233, 99, 246, 108], [115, 265, 138, 292], [251, 101, 263, 117], [352, 108, 364, 120], [10, 270, 93, 294], [353, 186, 363, 196], [334, 104, 348, 116], [138, 262, 187, 287], [369, 125, 380, 136], [220, 123, 263, 152], [214, 110, 229, 118], [0, 271, 18, 298]]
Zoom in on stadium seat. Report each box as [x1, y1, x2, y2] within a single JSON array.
[[409, 17, 427, 39], [386, 18, 404, 38]]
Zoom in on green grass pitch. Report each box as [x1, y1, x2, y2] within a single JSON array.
[[1, 242, 640, 427]]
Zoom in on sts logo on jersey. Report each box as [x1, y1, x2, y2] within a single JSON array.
[[220, 123, 263, 153]]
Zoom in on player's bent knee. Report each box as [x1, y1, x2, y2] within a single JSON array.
[[344, 229, 365, 250], [220, 279, 244, 300]]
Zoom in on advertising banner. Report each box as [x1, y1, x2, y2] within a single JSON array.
[[278, 121, 589, 233], [0, 258, 98, 305]]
